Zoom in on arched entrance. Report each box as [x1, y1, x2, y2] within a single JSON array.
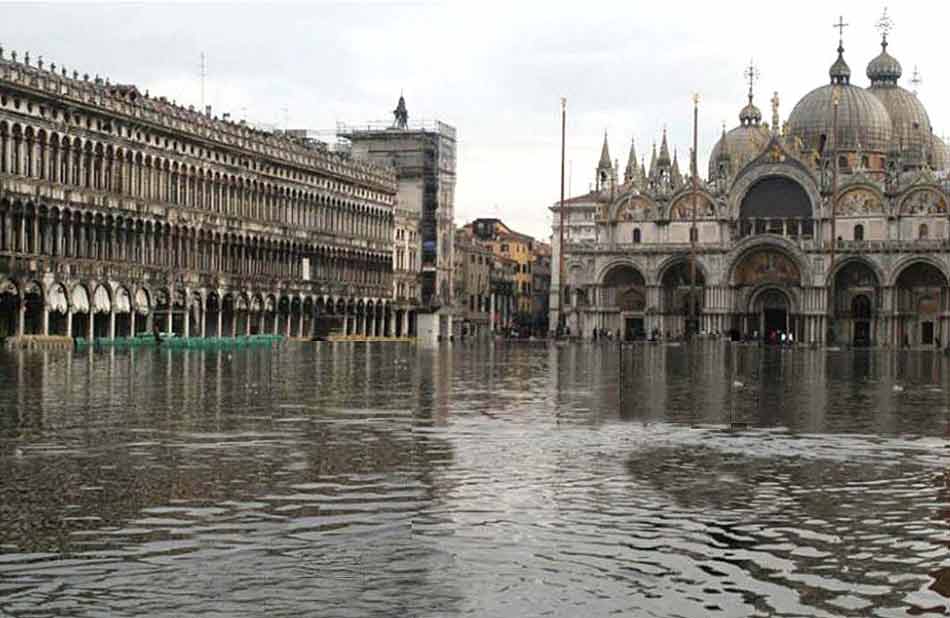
[[732, 246, 803, 340], [753, 288, 791, 342], [895, 261, 947, 346], [204, 292, 220, 337], [23, 282, 44, 336], [832, 260, 880, 346], [71, 285, 91, 339], [660, 260, 705, 338], [48, 283, 69, 336], [92, 285, 111, 338], [0, 281, 18, 338], [114, 287, 133, 337], [601, 264, 646, 340], [221, 294, 236, 337]]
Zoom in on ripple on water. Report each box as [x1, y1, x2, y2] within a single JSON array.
[[0, 343, 949, 616]]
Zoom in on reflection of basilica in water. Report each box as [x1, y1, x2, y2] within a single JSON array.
[[553, 16, 950, 346]]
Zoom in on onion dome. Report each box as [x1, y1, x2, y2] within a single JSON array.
[[866, 36, 932, 166], [739, 99, 762, 126], [867, 44, 902, 85], [788, 41, 893, 154]]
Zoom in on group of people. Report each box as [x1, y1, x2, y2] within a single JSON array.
[[765, 329, 795, 346]]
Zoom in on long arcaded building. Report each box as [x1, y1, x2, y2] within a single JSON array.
[[0, 48, 410, 344]]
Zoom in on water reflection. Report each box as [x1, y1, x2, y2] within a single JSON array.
[[0, 341, 947, 616]]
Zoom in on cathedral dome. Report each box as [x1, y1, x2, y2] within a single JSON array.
[[708, 124, 770, 178], [865, 37, 932, 166], [930, 134, 950, 171], [788, 43, 893, 154], [868, 85, 931, 159]]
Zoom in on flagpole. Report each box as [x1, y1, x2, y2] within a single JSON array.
[[558, 97, 566, 334], [689, 93, 699, 338]]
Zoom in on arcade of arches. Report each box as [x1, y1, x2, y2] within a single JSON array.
[[572, 245, 950, 346], [0, 277, 415, 341]]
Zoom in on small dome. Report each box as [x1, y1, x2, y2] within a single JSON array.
[[867, 45, 902, 85], [709, 124, 770, 178], [830, 54, 851, 84], [739, 101, 762, 126]]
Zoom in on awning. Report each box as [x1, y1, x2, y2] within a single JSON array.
[[71, 286, 90, 313], [115, 288, 132, 314], [48, 285, 68, 314], [0, 280, 17, 296], [93, 286, 111, 314], [135, 289, 150, 316]]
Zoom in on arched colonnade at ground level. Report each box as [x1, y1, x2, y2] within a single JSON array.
[[0, 277, 416, 340], [567, 244, 950, 346]]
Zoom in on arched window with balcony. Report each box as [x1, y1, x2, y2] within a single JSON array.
[[632, 228, 641, 244], [854, 224, 864, 241]]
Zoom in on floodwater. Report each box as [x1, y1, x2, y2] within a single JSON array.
[[0, 341, 948, 617]]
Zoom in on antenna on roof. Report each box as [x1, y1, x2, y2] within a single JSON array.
[[200, 52, 206, 109]]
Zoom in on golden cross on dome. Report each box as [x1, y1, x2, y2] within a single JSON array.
[[833, 15, 849, 41], [876, 7, 893, 43], [744, 59, 759, 98]]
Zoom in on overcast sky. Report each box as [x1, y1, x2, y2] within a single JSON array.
[[4, 1, 947, 241]]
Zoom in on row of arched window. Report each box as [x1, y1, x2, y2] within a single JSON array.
[[0, 120, 393, 242], [0, 200, 392, 290]]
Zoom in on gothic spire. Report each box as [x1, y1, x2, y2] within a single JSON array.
[[648, 142, 658, 179], [624, 137, 639, 184], [598, 131, 612, 169], [671, 149, 683, 189], [658, 127, 671, 164]]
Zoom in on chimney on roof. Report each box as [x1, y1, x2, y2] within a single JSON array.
[[205, 105, 212, 117]]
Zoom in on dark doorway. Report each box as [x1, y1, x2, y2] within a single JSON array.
[[922, 321, 935, 345], [625, 317, 644, 341], [764, 308, 787, 339], [852, 295, 872, 346]]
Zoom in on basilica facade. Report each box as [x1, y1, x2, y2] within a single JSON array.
[[0, 48, 408, 345], [553, 26, 950, 347]]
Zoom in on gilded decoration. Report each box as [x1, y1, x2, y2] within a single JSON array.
[[734, 250, 801, 286], [617, 197, 652, 221], [837, 189, 881, 216], [901, 189, 947, 215], [670, 195, 716, 220]]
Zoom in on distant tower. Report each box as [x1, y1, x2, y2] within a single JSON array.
[[393, 93, 409, 129]]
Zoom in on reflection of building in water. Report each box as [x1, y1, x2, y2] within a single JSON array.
[[552, 15, 950, 347], [0, 49, 407, 346]]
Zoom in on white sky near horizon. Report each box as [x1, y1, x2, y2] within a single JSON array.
[[3, 1, 947, 241]]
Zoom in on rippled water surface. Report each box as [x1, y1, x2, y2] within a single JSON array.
[[0, 341, 948, 617]]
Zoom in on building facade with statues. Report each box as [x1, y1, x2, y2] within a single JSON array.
[[552, 20, 950, 347]]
